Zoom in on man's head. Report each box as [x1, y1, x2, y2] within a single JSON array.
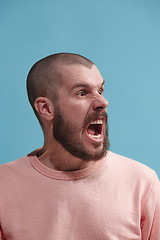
[[27, 53, 110, 161], [27, 53, 94, 122]]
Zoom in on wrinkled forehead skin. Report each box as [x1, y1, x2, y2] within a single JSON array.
[[56, 63, 103, 91]]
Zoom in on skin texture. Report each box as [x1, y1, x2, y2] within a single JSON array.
[[35, 64, 109, 171]]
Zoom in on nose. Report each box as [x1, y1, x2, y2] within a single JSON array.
[[92, 95, 109, 112]]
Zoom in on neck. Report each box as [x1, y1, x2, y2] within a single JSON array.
[[37, 139, 96, 171]]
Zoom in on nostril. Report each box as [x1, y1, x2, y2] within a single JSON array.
[[92, 97, 108, 111], [95, 106, 103, 111]]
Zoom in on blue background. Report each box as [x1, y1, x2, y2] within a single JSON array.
[[1, 0, 160, 178]]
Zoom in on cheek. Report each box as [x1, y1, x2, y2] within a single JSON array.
[[64, 102, 89, 122]]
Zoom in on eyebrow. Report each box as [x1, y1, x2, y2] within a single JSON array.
[[71, 79, 105, 91]]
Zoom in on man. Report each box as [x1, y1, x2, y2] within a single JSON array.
[[0, 53, 159, 239]]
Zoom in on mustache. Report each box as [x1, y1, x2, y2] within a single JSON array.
[[82, 111, 108, 131]]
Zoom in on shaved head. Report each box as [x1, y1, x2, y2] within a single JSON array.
[[26, 53, 94, 124]]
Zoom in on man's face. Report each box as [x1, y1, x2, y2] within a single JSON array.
[[53, 64, 109, 161]]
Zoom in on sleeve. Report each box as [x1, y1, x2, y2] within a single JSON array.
[[141, 172, 160, 240]]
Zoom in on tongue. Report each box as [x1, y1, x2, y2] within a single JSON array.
[[87, 125, 96, 135]]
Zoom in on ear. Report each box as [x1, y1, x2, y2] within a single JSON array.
[[34, 97, 54, 121]]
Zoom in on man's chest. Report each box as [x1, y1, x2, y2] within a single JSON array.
[[1, 180, 142, 240]]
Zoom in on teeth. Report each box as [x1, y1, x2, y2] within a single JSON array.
[[88, 133, 101, 139], [90, 120, 103, 125]]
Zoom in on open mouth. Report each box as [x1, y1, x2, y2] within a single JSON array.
[[86, 118, 103, 141]]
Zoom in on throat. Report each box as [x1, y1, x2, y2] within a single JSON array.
[[37, 145, 94, 171]]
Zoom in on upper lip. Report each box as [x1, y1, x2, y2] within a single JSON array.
[[90, 118, 103, 125], [86, 117, 104, 131], [89, 117, 103, 125]]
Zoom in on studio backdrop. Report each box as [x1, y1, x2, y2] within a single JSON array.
[[1, 0, 160, 177]]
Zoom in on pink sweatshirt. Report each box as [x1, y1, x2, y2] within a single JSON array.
[[0, 151, 160, 240]]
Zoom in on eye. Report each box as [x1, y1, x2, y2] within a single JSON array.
[[98, 88, 103, 95], [77, 90, 88, 96]]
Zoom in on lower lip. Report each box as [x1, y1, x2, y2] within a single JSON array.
[[85, 130, 103, 143]]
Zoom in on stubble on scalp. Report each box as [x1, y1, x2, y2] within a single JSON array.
[[26, 53, 94, 126]]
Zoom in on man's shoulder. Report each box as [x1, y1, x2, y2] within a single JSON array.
[[0, 149, 38, 172], [0, 155, 26, 167], [108, 151, 156, 183], [0, 155, 30, 178]]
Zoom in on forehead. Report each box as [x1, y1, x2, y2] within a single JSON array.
[[59, 64, 104, 89]]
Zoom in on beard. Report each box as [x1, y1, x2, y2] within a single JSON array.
[[53, 108, 110, 162]]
